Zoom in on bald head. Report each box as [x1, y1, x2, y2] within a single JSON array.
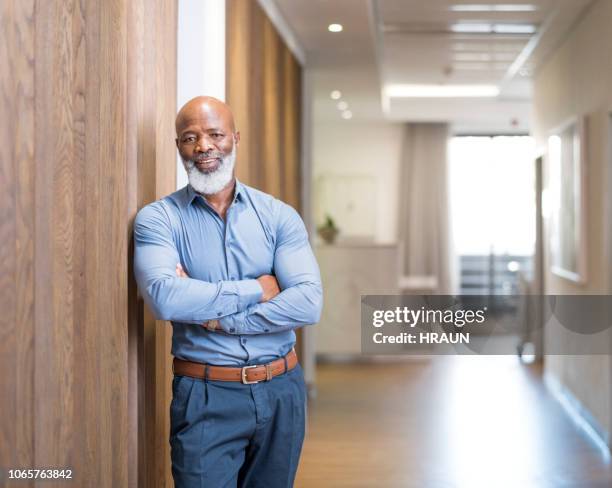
[[175, 96, 236, 136]]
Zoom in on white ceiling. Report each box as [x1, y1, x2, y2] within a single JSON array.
[[274, 0, 594, 133]]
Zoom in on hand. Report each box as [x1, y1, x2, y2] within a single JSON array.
[[257, 274, 280, 302], [203, 319, 220, 332], [175, 263, 217, 331], [176, 263, 188, 278]]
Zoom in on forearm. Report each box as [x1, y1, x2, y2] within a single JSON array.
[[138, 273, 262, 323], [218, 281, 323, 334]]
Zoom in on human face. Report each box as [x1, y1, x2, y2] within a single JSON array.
[[175, 99, 241, 194], [176, 120, 237, 175]]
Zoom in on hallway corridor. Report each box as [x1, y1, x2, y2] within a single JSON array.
[[295, 358, 612, 488]]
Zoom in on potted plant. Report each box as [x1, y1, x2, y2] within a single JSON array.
[[317, 214, 339, 244]]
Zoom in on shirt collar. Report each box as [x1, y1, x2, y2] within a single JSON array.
[[183, 179, 245, 208]]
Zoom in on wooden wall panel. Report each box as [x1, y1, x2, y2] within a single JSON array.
[[136, 1, 177, 486], [0, 0, 36, 479], [282, 49, 302, 212], [249, 5, 266, 192], [226, 0, 302, 205], [1, 1, 176, 486], [34, 0, 91, 482], [226, 0, 252, 186], [262, 16, 283, 198]]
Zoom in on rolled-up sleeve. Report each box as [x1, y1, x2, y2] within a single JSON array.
[[133, 204, 262, 322], [219, 204, 323, 334]]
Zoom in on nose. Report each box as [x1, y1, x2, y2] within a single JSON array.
[[195, 136, 215, 153]]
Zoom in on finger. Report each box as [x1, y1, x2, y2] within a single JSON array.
[[202, 321, 216, 332]]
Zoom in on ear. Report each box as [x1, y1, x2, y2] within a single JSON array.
[[175, 138, 179, 149], [234, 131, 240, 146]]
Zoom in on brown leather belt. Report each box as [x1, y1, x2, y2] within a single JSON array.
[[173, 348, 298, 385]]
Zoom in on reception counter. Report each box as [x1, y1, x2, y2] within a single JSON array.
[[315, 243, 399, 357]]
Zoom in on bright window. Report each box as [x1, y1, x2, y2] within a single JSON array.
[[449, 136, 536, 256], [449, 136, 536, 296]]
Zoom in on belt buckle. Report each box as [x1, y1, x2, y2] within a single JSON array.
[[241, 365, 259, 384]]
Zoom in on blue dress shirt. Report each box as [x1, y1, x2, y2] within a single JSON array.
[[133, 181, 323, 366]]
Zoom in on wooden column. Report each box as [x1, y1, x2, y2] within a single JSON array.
[[282, 48, 302, 212], [0, 1, 176, 486], [129, 1, 177, 486]]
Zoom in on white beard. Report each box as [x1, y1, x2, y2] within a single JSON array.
[[183, 145, 236, 195]]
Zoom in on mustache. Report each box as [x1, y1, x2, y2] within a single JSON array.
[[192, 153, 224, 162]]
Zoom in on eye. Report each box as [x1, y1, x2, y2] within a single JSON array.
[[212, 133, 223, 138], [183, 136, 196, 143]]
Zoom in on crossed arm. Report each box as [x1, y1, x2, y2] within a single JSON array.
[[216, 205, 323, 334], [174, 263, 279, 331], [133, 202, 323, 334]]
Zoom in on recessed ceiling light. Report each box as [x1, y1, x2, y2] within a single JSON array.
[[493, 24, 536, 34], [386, 84, 500, 98], [452, 42, 524, 52], [328, 23, 343, 33], [451, 23, 492, 34], [451, 62, 490, 70], [341, 110, 353, 120], [330, 90, 342, 100], [450, 4, 537, 12], [453, 51, 520, 62], [452, 62, 508, 71], [337, 101, 348, 110], [453, 52, 492, 61], [450, 23, 536, 35]]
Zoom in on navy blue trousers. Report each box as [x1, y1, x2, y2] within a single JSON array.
[[170, 362, 307, 488]]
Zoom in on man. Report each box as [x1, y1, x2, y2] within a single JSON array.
[[133, 96, 323, 487]]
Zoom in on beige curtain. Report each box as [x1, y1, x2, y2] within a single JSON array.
[[398, 123, 455, 293]]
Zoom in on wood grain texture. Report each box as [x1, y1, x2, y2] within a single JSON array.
[[226, 0, 252, 185], [137, 1, 177, 486], [132, 1, 177, 487], [248, 4, 266, 191], [1, 0, 176, 486], [226, 0, 302, 204], [282, 49, 302, 212], [262, 16, 282, 198], [1, 1, 35, 485]]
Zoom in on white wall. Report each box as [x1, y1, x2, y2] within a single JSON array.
[[176, 0, 226, 190], [532, 0, 612, 444], [312, 120, 403, 244]]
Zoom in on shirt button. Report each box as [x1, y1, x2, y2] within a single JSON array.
[[217, 312, 222, 317], [230, 276, 235, 280], [229, 327, 236, 333], [241, 338, 247, 344]]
